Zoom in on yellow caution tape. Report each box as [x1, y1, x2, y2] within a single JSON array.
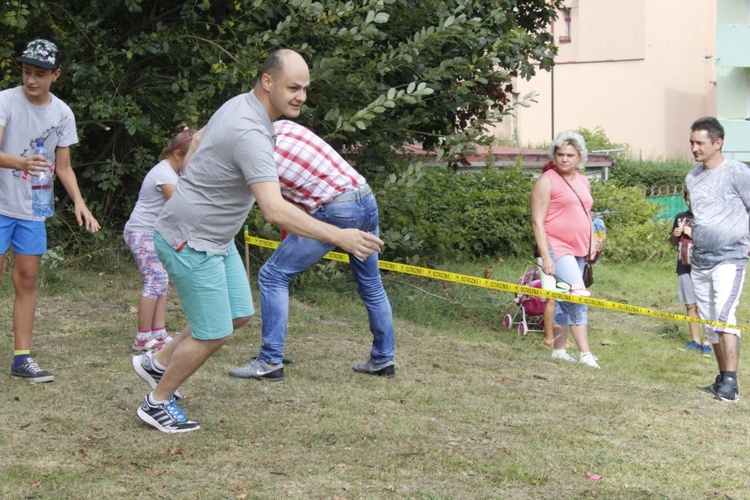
[[244, 232, 750, 332]]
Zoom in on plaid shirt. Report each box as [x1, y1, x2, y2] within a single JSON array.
[[274, 120, 366, 213]]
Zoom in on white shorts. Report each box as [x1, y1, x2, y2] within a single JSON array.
[[691, 263, 746, 342]]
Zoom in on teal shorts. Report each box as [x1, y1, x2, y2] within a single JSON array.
[[0, 214, 46, 255], [154, 231, 254, 340]]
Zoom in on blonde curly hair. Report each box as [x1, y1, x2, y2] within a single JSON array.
[[548, 130, 588, 169]]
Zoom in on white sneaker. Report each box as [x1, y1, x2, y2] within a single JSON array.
[[579, 353, 600, 369], [551, 350, 578, 363]]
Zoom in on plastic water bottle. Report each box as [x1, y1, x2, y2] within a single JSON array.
[[31, 140, 54, 217]]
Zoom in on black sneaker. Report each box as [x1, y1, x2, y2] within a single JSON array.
[[228, 358, 284, 382], [11, 358, 54, 383], [353, 358, 396, 378], [715, 377, 739, 403], [136, 395, 200, 433], [697, 374, 722, 396], [132, 352, 182, 400]]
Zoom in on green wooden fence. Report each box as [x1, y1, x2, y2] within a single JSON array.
[[647, 194, 688, 221]]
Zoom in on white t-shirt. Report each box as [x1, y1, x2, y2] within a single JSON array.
[[155, 91, 278, 254], [0, 86, 78, 221], [686, 158, 750, 270], [124, 160, 179, 233]]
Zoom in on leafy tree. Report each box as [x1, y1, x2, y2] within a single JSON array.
[[2, 0, 561, 234]]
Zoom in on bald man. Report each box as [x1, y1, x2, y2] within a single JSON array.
[[131, 49, 384, 433]]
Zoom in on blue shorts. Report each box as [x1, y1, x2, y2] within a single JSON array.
[[154, 231, 254, 340], [0, 214, 47, 255]]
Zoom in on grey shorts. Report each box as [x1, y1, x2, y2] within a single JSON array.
[[677, 273, 696, 304]]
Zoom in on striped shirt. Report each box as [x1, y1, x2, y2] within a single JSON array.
[[274, 120, 366, 213]]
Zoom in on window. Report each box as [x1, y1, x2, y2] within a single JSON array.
[[559, 8, 572, 43]]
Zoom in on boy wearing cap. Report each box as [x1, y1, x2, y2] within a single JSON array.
[[0, 39, 100, 382]]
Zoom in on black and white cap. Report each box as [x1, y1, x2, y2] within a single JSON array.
[[15, 39, 60, 70]]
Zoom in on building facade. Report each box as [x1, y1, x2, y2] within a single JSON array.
[[494, 0, 718, 159], [716, 0, 750, 161]]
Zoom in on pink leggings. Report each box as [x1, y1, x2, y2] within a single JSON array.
[[124, 229, 169, 299]]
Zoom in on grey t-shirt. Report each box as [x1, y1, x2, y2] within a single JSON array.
[[0, 86, 78, 221], [124, 159, 179, 233], [154, 91, 278, 254], [685, 157, 750, 270]]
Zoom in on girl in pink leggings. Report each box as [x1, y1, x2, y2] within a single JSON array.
[[124, 124, 192, 351]]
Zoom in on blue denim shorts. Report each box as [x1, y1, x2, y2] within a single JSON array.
[[154, 232, 254, 340], [0, 214, 47, 255], [549, 249, 588, 325]]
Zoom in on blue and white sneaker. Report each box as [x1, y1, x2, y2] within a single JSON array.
[[11, 358, 54, 383], [136, 395, 200, 433], [679, 341, 702, 352]]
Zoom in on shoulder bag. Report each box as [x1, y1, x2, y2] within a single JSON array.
[[555, 171, 595, 287]]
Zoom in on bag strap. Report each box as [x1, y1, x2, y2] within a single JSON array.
[[554, 170, 593, 262]]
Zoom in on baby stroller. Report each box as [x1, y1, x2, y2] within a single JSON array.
[[503, 266, 546, 335]]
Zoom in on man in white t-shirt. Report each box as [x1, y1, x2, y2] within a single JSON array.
[[687, 116, 750, 403]]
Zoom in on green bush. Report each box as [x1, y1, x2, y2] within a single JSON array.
[[610, 155, 694, 194], [377, 165, 536, 264], [576, 126, 626, 152], [242, 148, 674, 266], [591, 181, 670, 263], [375, 165, 671, 265]]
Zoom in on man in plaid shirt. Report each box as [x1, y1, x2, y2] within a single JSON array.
[[230, 120, 396, 381]]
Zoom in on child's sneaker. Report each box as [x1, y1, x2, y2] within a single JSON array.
[[131, 336, 164, 352], [153, 331, 174, 345], [701, 343, 713, 358], [11, 358, 54, 383], [679, 340, 702, 352]]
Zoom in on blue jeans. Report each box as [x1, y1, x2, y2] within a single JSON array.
[[257, 190, 395, 364]]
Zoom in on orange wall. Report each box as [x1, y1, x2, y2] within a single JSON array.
[[495, 0, 717, 158]]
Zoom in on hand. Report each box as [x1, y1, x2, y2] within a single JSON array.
[[74, 202, 101, 233], [673, 227, 683, 237], [338, 229, 383, 261], [540, 256, 555, 277], [682, 226, 692, 238], [22, 154, 51, 175]]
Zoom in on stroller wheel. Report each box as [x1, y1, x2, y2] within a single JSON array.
[[503, 314, 513, 328], [517, 323, 527, 335]]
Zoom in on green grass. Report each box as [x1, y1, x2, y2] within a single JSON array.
[[1, 253, 748, 498]]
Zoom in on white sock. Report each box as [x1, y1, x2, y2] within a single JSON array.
[[552, 349, 566, 357], [152, 328, 168, 340], [148, 392, 168, 405], [151, 354, 167, 372], [136, 330, 152, 341]]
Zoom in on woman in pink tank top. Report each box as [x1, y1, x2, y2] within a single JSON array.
[[531, 131, 599, 368]]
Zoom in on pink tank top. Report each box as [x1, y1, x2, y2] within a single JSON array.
[[543, 170, 592, 258]]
